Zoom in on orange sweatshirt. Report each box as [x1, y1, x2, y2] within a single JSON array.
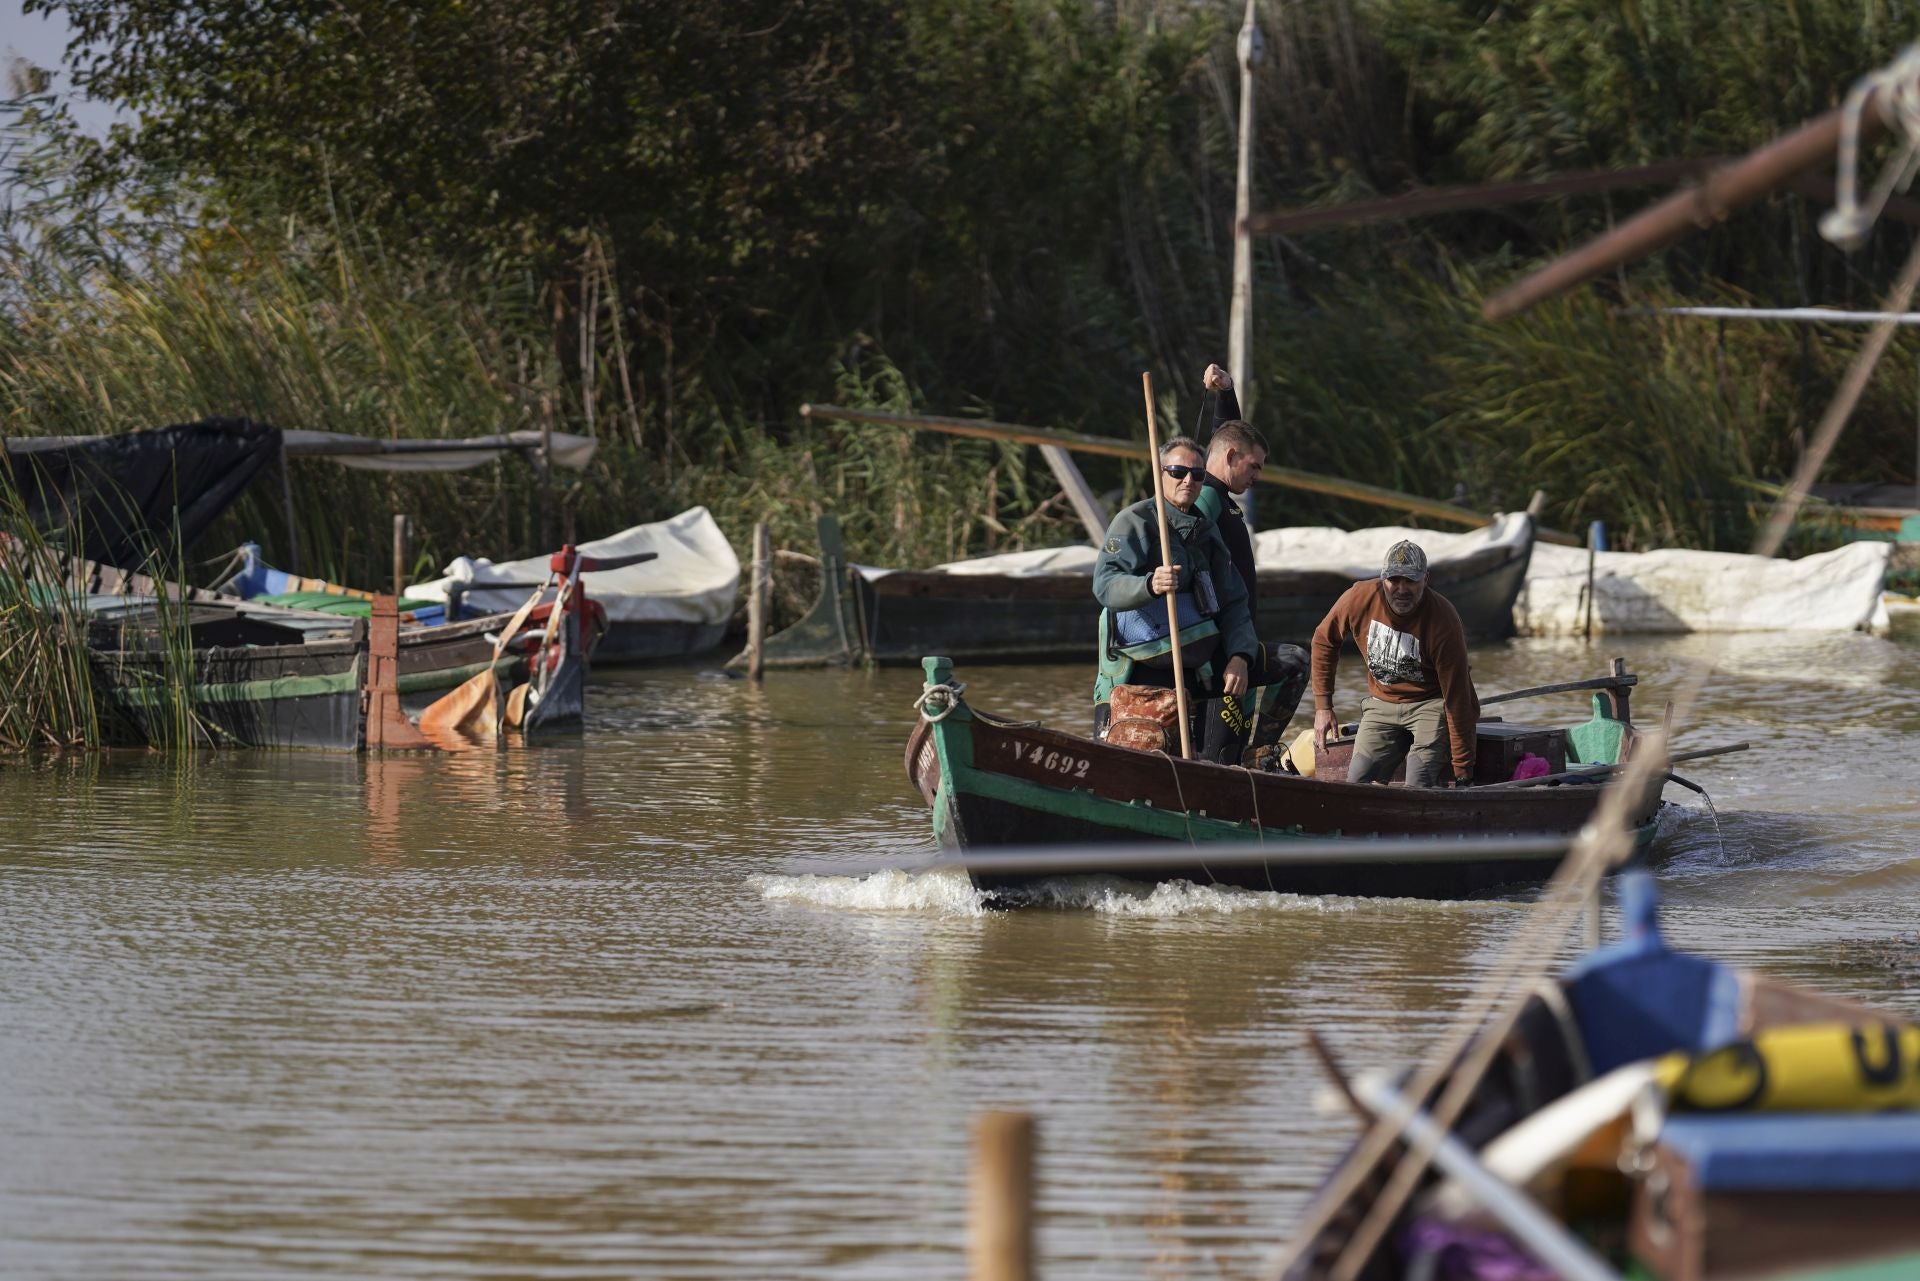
[[1311, 580, 1479, 779]]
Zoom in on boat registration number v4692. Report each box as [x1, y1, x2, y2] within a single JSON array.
[[1007, 740, 1091, 779]]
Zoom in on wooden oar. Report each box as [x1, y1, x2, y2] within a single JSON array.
[[1488, 740, 1750, 789], [1140, 370, 1192, 760], [1479, 673, 1637, 708]]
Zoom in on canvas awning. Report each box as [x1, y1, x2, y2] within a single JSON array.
[[8, 426, 598, 473], [279, 428, 597, 472]]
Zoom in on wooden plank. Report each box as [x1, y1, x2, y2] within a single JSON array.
[[800, 403, 1581, 543], [1036, 443, 1109, 543]]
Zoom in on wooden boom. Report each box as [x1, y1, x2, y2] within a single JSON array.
[[799, 402, 1580, 544]]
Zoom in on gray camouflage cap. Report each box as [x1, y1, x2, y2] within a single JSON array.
[[1381, 539, 1428, 581]]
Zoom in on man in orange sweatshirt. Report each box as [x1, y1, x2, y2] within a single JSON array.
[[1309, 540, 1480, 787]]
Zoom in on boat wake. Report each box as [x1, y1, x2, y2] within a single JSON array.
[[999, 875, 1463, 916], [753, 868, 1489, 917], [751, 868, 992, 916]]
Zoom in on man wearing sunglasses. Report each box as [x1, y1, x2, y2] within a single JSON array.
[[1091, 436, 1261, 762]]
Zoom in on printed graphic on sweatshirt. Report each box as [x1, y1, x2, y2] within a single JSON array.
[[1365, 618, 1426, 686]]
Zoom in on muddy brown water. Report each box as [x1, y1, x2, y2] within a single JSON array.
[[3, 622, 1919, 1278]]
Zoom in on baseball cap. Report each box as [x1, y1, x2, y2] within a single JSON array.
[[1381, 540, 1428, 581]]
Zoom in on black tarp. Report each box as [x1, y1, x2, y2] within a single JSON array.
[[1, 418, 283, 570]]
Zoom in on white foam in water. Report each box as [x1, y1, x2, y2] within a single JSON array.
[[751, 868, 991, 916], [754, 869, 1481, 918], [1036, 877, 1468, 917]]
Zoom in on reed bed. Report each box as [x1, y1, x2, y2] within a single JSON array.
[[0, 471, 217, 753]]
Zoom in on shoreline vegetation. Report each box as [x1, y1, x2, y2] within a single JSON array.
[[0, 2, 1916, 744]]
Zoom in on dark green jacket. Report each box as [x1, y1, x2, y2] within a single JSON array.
[[1092, 498, 1258, 662]]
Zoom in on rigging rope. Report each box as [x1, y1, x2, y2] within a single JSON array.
[[915, 679, 967, 723], [1824, 44, 1920, 249]]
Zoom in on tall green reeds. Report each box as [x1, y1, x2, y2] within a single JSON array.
[[0, 214, 1081, 587], [0, 465, 214, 753], [0, 497, 103, 751]]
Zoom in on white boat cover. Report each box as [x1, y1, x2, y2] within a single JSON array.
[[898, 510, 1889, 633], [406, 506, 740, 626], [909, 514, 1532, 580], [924, 544, 1100, 576], [1250, 512, 1534, 577], [1516, 539, 1890, 635], [1257, 514, 1888, 633]]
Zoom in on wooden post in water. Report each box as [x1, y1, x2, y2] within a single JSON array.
[[392, 514, 410, 598], [969, 1111, 1035, 1281], [746, 520, 771, 682], [1583, 520, 1604, 641], [363, 595, 433, 751], [280, 441, 303, 575]]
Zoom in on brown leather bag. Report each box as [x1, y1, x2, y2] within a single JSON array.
[[1104, 684, 1183, 752]]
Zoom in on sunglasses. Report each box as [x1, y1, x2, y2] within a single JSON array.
[[1161, 464, 1202, 479]]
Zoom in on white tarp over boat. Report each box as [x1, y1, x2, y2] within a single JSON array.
[[890, 509, 1888, 633], [916, 512, 1532, 579], [1250, 515, 1887, 633], [1250, 512, 1533, 576], [925, 544, 1100, 576], [406, 506, 740, 626], [1517, 539, 1890, 635]]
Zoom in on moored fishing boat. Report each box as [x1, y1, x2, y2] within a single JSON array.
[[760, 511, 1534, 667], [903, 656, 1732, 899], [401, 506, 740, 664]]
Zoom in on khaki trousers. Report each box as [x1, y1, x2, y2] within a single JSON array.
[[1348, 694, 1448, 787]]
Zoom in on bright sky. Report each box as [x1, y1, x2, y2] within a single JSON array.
[[1, 0, 121, 133]]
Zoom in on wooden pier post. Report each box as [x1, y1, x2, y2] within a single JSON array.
[[392, 514, 411, 598], [364, 595, 433, 751], [970, 1111, 1035, 1281], [1583, 520, 1604, 641], [746, 520, 771, 681]]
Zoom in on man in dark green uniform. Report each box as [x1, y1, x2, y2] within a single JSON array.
[[1189, 362, 1311, 757], [1092, 435, 1261, 762]]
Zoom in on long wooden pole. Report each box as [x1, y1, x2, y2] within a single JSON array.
[[745, 520, 770, 681], [798, 403, 1579, 544], [1483, 87, 1891, 320], [1228, 0, 1260, 411], [1141, 372, 1193, 761]]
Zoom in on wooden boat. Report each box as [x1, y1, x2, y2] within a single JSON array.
[[39, 557, 525, 748], [761, 512, 1534, 667], [1278, 870, 1920, 1281], [904, 655, 1669, 899], [400, 507, 739, 664]]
